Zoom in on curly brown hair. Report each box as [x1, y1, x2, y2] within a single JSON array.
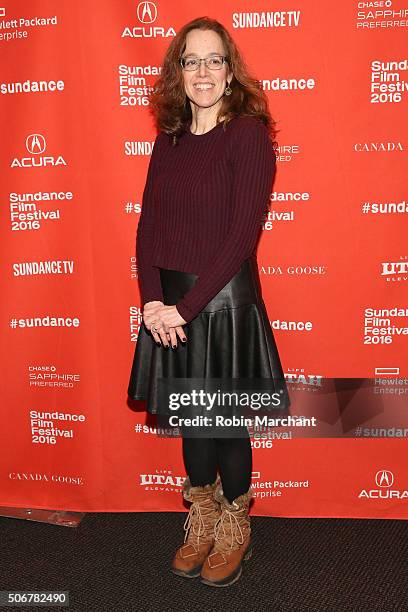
[[147, 16, 279, 147]]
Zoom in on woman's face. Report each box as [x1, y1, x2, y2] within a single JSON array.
[[181, 29, 233, 113]]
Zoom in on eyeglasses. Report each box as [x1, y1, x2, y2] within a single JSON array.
[[179, 55, 228, 71]]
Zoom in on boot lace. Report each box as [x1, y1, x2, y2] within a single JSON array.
[[183, 496, 219, 551], [213, 506, 249, 554]]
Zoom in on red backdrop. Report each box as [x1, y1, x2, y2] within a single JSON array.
[[1, 1, 407, 518]]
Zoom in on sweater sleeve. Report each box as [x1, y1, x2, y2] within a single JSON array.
[[175, 119, 276, 324], [136, 132, 166, 307]]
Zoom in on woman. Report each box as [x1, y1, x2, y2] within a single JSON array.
[[127, 16, 290, 587]]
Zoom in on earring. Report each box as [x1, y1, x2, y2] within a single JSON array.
[[225, 81, 232, 96]]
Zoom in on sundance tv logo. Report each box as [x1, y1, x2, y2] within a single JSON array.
[[358, 470, 408, 500], [11, 134, 66, 168]]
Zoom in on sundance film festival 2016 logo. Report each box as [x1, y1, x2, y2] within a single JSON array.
[[11, 134, 66, 168], [122, 1, 175, 38], [371, 59, 408, 104], [364, 306, 408, 345], [129, 305, 143, 342], [359, 470, 408, 500]]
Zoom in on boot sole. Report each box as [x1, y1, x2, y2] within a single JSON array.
[[170, 564, 203, 579], [200, 545, 253, 588]]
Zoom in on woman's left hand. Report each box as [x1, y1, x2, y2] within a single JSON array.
[[157, 305, 187, 328]]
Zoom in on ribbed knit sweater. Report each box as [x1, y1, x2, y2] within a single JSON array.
[[136, 115, 276, 324]]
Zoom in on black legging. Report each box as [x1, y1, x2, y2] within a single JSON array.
[[182, 433, 252, 505]]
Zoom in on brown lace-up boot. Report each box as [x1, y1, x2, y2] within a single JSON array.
[[170, 475, 221, 578], [200, 483, 253, 587]]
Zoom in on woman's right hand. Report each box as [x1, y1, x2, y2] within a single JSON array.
[[143, 301, 187, 348], [143, 301, 164, 336]]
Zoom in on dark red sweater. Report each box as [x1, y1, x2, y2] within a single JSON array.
[[136, 115, 276, 324]]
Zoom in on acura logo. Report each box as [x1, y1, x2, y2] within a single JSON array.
[[358, 469, 407, 500], [26, 134, 46, 155], [11, 134, 66, 168], [137, 1, 157, 23], [375, 470, 394, 488]]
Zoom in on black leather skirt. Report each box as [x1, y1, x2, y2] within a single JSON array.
[[127, 256, 291, 417]]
